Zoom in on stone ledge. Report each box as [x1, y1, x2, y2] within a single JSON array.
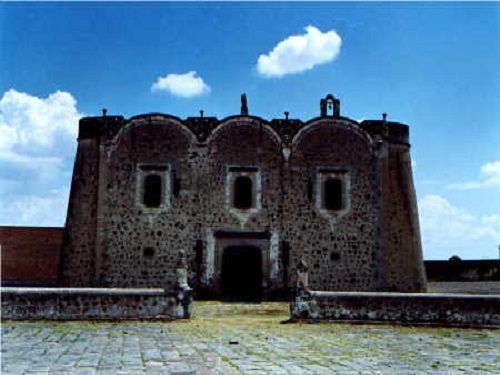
[[309, 290, 500, 300], [1, 287, 166, 296], [291, 290, 500, 327], [1, 287, 192, 321]]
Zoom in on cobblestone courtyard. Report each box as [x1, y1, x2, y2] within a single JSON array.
[[2, 302, 499, 374]]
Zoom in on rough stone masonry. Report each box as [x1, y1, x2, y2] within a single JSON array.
[[59, 94, 426, 299]]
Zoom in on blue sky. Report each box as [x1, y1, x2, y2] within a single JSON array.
[[1, 2, 499, 260]]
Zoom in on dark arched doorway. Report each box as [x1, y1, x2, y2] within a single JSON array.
[[221, 246, 262, 301]]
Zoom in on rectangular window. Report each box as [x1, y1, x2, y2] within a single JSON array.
[[233, 175, 253, 209], [316, 168, 350, 218], [226, 166, 261, 222], [227, 166, 260, 211], [323, 177, 343, 210], [136, 163, 170, 211], [143, 174, 162, 207]]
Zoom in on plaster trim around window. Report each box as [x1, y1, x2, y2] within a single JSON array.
[[135, 163, 171, 213], [226, 166, 261, 225], [316, 167, 351, 223]]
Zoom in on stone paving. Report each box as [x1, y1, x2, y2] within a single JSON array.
[[1, 301, 499, 374]]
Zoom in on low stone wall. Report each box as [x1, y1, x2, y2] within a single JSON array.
[[1, 287, 192, 320], [425, 259, 499, 281], [291, 290, 500, 327], [428, 281, 500, 295]]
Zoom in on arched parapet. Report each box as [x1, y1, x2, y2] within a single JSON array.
[[293, 117, 373, 149], [289, 117, 374, 167], [207, 116, 282, 161], [109, 113, 197, 154]]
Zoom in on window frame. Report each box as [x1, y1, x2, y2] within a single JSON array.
[[226, 165, 261, 223], [316, 168, 350, 220], [136, 163, 171, 212]]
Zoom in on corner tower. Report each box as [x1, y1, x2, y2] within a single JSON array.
[[361, 116, 426, 292], [59, 113, 125, 286]]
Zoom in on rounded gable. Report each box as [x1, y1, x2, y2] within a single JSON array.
[[110, 114, 196, 152], [207, 117, 282, 162], [290, 118, 374, 166], [293, 117, 373, 147], [207, 116, 282, 147]]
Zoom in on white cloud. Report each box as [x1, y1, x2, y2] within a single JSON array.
[[257, 26, 342, 78], [151, 71, 210, 98], [0, 188, 69, 227], [447, 160, 500, 190], [418, 194, 500, 259], [0, 89, 79, 152], [0, 89, 81, 226], [0, 123, 18, 151]]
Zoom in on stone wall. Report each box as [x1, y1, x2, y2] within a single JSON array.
[[381, 144, 426, 291], [59, 137, 101, 286], [1, 287, 191, 320], [426, 260, 500, 281], [100, 116, 196, 290], [286, 119, 381, 291], [291, 290, 500, 327], [59, 96, 426, 297], [0, 227, 63, 286]]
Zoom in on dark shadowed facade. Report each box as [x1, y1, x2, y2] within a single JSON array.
[[59, 94, 426, 299]]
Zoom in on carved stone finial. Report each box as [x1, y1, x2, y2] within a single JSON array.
[[173, 249, 192, 319], [284, 111, 289, 120], [176, 250, 190, 291], [382, 113, 387, 121], [296, 257, 309, 290], [177, 250, 188, 269], [101, 108, 107, 117], [241, 93, 248, 116], [200, 110, 204, 118], [298, 257, 308, 272]]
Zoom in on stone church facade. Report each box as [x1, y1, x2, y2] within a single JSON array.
[[60, 94, 426, 299]]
